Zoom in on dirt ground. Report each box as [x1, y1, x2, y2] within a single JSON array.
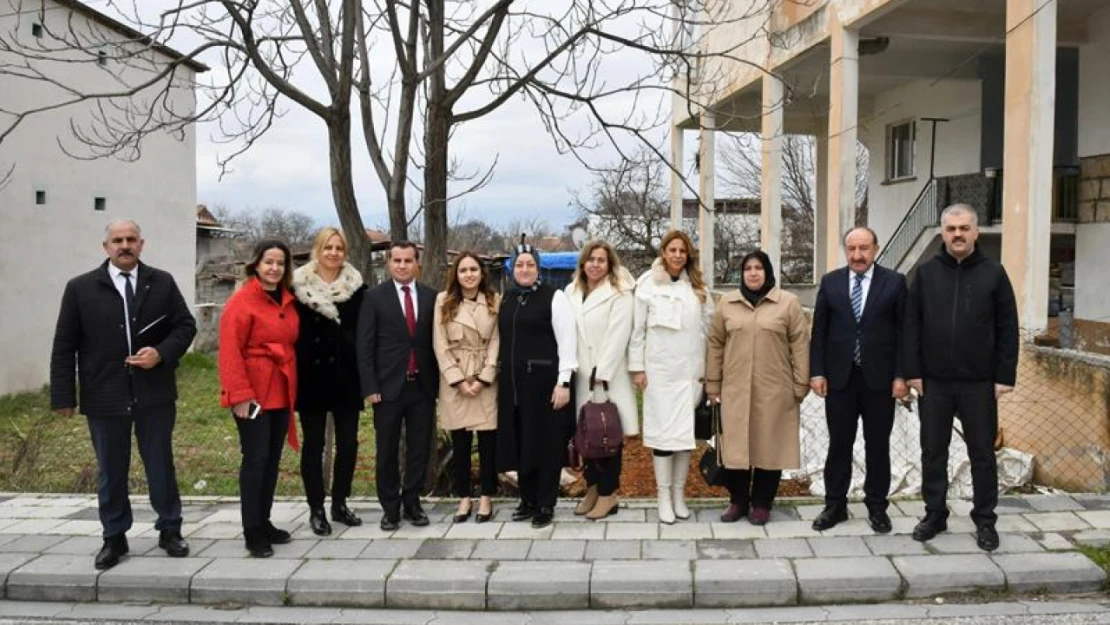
[[563, 436, 811, 499]]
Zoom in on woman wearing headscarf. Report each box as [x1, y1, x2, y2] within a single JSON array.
[[705, 250, 810, 525], [433, 252, 501, 523], [565, 241, 638, 520], [291, 227, 366, 536], [628, 230, 715, 525], [496, 241, 578, 529]]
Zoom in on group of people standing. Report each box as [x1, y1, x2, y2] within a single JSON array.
[[51, 200, 1018, 570]]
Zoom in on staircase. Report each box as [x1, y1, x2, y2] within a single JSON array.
[[876, 179, 938, 271]]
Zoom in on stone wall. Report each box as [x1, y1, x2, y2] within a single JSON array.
[[1079, 153, 1110, 222], [1002, 345, 1110, 491]]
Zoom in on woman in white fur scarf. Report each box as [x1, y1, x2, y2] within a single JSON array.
[[292, 228, 367, 537]]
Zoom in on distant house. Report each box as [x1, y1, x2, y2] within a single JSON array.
[[0, 0, 205, 394]]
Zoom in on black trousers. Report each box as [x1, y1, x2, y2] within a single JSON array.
[[823, 366, 896, 511], [373, 380, 434, 516], [450, 429, 497, 497], [235, 408, 289, 529], [920, 379, 998, 526], [723, 467, 782, 508], [584, 452, 622, 496], [514, 407, 562, 510], [86, 404, 182, 538], [299, 409, 360, 509]]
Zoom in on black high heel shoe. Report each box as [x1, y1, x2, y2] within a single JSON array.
[[453, 501, 473, 523], [475, 501, 494, 524]]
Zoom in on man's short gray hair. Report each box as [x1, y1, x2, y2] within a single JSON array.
[[940, 204, 979, 226], [104, 219, 142, 241]]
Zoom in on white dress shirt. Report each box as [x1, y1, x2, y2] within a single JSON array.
[[393, 279, 419, 320], [107, 263, 138, 352], [849, 264, 875, 317], [550, 289, 578, 385]]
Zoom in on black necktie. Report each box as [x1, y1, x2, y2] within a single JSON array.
[[120, 271, 137, 318]]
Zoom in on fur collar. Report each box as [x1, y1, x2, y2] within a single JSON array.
[[650, 257, 690, 285], [292, 261, 364, 323]]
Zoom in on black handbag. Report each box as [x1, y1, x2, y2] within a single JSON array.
[[697, 399, 726, 487], [694, 393, 714, 440]]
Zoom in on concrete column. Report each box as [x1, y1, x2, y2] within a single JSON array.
[[1002, 0, 1056, 334], [761, 74, 784, 275], [825, 9, 859, 275], [814, 118, 830, 279], [670, 126, 685, 230], [698, 110, 716, 287]]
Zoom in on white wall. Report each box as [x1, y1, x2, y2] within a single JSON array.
[[0, 1, 198, 395], [860, 79, 983, 248], [1075, 224, 1110, 321], [1078, 6, 1110, 159]]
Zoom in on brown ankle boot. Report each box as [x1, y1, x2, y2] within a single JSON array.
[[575, 485, 599, 515], [586, 495, 620, 520]]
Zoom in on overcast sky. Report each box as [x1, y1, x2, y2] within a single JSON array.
[[163, 1, 704, 234]]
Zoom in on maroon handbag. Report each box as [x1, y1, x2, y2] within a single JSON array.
[[573, 369, 624, 460]]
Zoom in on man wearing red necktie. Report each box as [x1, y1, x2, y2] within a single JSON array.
[[357, 241, 440, 530]]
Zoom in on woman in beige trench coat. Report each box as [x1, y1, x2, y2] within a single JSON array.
[[433, 252, 501, 524], [706, 250, 810, 526]]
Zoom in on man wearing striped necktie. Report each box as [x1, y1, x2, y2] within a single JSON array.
[[809, 227, 909, 535]]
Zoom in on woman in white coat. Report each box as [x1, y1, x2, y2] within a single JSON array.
[[565, 241, 639, 520], [628, 230, 715, 524]]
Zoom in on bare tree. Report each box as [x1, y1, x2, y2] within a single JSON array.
[[212, 204, 316, 253], [720, 133, 870, 283], [574, 146, 669, 274]]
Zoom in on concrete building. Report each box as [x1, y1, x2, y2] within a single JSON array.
[[673, 0, 1110, 489], [0, 0, 205, 395]]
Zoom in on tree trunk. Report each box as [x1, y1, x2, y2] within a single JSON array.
[[422, 0, 449, 290], [328, 117, 373, 279]]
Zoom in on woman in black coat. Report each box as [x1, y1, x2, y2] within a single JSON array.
[[496, 241, 578, 529], [292, 227, 367, 535]]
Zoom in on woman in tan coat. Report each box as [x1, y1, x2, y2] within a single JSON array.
[[706, 250, 810, 526], [433, 252, 501, 523]]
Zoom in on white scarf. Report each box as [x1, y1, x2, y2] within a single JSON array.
[[292, 261, 364, 323]]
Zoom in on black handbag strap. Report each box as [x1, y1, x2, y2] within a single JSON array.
[[589, 367, 609, 391]]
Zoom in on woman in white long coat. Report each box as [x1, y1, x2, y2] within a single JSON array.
[[565, 241, 638, 520], [628, 230, 715, 524]]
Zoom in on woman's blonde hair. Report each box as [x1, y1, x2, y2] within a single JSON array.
[[309, 227, 348, 262], [574, 240, 625, 295], [659, 229, 707, 303]]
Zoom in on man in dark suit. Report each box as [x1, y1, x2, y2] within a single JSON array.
[[809, 226, 908, 534], [358, 241, 439, 531], [50, 219, 196, 570]]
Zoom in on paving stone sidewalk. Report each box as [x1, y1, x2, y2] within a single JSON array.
[[0, 493, 1105, 610]]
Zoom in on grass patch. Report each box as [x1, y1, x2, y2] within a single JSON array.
[[0, 352, 378, 496], [1077, 544, 1110, 574]]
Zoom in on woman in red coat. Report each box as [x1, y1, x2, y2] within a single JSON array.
[[219, 239, 300, 558]]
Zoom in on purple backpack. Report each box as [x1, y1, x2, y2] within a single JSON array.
[[574, 371, 624, 460]]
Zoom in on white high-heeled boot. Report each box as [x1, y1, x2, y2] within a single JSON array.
[[671, 450, 692, 520], [653, 454, 676, 525]]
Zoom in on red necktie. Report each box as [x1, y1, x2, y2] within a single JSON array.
[[402, 285, 417, 374]]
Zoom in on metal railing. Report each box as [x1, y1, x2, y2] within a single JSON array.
[[876, 178, 938, 270]]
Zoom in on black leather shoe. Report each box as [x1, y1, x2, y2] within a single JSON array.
[[868, 509, 893, 534], [511, 502, 536, 522], [402, 504, 430, 527], [379, 514, 400, 531], [452, 501, 472, 524], [94, 534, 129, 570], [158, 529, 189, 557], [811, 506, 848, 531], [475, 501, 494, 524], [262, 521, 292, 544], [244, 528, 273, 558], [331, 504, 363, 527], [976, 524, 1000, 552], [309, 508, 332, 536], [531, 507, 554, 528], [912, 513, 948, 542]]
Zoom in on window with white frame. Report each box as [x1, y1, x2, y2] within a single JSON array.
[[886, 119, 915, 181]]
